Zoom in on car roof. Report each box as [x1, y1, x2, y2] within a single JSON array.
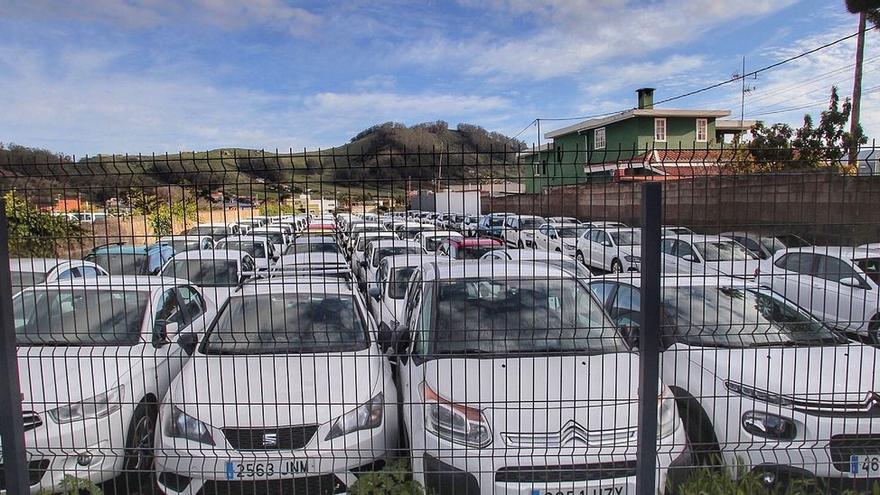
[[421, 230, 462, 238], [166, 250, 247, 262], [546, 222, 582, 229], [589, 226, 639, 234], [484, 249, 567, 260], [590, 273, 757, 289], [775, 245, 880, 259], [237, 277, 354, 296], [452, 237, 503, 247], [24, 275, 191, 291], [380, 254, 425, 269], [368, 239, 422, 248], [420, 259, 571, 281], [159, 235, 209, 241], [218, 235, 271, 243], [9, 258, 89, 272], [294, 235, 337, 244], [89, 243, 160, 254], [671, 234, 738, 243]]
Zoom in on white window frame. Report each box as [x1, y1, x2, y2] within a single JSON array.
[[594, 127, 606, 150], [696, 118, 708, 143], [654, 118, 667, 142]]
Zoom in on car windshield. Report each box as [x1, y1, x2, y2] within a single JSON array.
[[162, 260, 239, 286], [389, 267, 417, 299], [458, 245, 496, 260], [401, 228, 427, 240], [203, 293, 367, 354], [425, 237, 449, 252], [285, 242, 337, 255], [88, 252, 146, 275], [558, 227, 589, 238], [856, 258, 880, 285], [776, 234, 810, 248], [610, 231, 641, 246], [14, 289, 149, 346], [186, 226, 227, 238], [661, 286, 840, 348], [257, 232, 286, 245], [489, 217, 505, 227], [520, 218, 546, 229], [694, 241, 754, 261], [759, 237, 788, 254], [374, 247, 422, 267], [11, 271, 47, 293], [357, 235, 393, 251], [164, 240, 200, 252], [426, 278, 623, 355], [219, 241, 265, 258]]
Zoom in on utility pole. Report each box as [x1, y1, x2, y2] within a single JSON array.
[[850, 11, 867, 166]]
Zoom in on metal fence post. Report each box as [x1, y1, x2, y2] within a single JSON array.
[[635, 181, 662, 495], [0, 198, 29, 494]]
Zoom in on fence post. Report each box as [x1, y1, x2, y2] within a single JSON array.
[[635, 181, 662, 495], [0, 198, 29, 494]]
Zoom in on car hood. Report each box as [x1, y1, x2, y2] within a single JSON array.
[[169, 349, 383, 428], [703, 258, 761, 278], [424, 354, 641, 436], [672, 343, 880, 403], [18, 346, 141, 412]]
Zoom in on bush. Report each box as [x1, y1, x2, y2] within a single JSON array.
[[347, 459, 424, 495], [4, 192, 84, 257], [674, 465, 880, 495], [150, 198, 198, 237]]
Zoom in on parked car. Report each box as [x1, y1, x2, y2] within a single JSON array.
[[574, 227, 642, 273], [437, 237, 503, 260], [475, 213, 511, 239], [154, 279, 398, 495], [587, 221, 629, 229], [382, 261, 689, 495], [14, 276, 212, 493], [661, 234, 760, 279], [394, 222, 437, 241], [9, 258, 108, 293], [479, 248, 590, 278], [285, 235, 340, 257], [758, 246, 880, 340], [533, 222, 589, 255], [547, 216, 580, 225], [274, 251, 353, 280], [414, 230, 463, 254], [351, 232, 400, 282], [459, 214, 480, 237], [84, 243, 176, 276], [502, 214, 547, 248], [662, 226, 694, 237], [160, 250, 256, 308], [183, 223, 241, 242], [586, 274, 880, 489], [367, 254, 420, 330], [250, 226, 293, 255], [158, 235, 215, 253], [359, 239, 424, 290], [720, 231, 809, 260], [215, 235, 278, 271]]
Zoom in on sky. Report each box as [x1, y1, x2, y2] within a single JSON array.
[[0, 0, 877, 157]]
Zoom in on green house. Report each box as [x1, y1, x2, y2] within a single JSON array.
[[519, 88, 750, 193]]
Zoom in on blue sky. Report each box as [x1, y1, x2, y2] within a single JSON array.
[[0, 0, 877, 157]]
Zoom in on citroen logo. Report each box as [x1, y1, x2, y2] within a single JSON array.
[[559, 420, 589, 445], [871, 393, 880, 408], [262, 433, 278, 447]]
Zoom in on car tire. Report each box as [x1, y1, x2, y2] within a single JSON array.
[[670, 388, 722, 468], [120, 400, 158, 487], [870, 316, 880, 343], [576, 251, 586, 266], [610, 259, 623, 274]]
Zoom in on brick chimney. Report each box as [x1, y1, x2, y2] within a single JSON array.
[[637, 88, 655, 109]]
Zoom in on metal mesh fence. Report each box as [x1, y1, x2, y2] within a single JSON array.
[[0, 145, 879, 494]]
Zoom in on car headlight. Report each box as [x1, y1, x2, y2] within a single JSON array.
[[325, 393, 384, 440], [563, 242, 576, 250], [724, 381, 794, 407], [658, 387, 678, 439], [742, 411, 797, 440], [48, 385, 125, 424], [169, 406, 215, 445], [423, 383, 491, 448], [624, 255, 641, 263]]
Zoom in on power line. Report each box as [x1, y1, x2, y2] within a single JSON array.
[[748, 84, 880, 117], [509, 119, 537, 140]]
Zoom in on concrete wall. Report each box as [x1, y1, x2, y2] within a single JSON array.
[[483, 173, 880, 245]]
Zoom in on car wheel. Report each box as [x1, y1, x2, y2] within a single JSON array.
[[610, 259, 623, 273], [576, 251, 586, 266], [122, 401, 158, 480]]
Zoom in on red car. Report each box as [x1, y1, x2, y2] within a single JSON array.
[[303, 222, 336, 235], [437, 237, 503, 260]]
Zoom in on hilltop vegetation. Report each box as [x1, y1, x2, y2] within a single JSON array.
[[1, 121, 525, 204]]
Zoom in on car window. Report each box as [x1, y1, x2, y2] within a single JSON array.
[[661, 239, 676, 255], [178, 286, 205, 326], [155, 289, 182, 333], [56, 269, 74, 280], [588, 281, 617, 306], [815, 255, 862, 284], [79, 266, 102, 277], [675, 241, 697, 260], [855, 258, 880, 285], [612, 285, 641, 312], [241, 256, 255, 274], [776, 253, 812, 274]]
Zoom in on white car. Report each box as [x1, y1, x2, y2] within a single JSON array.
[[413, 230, 462, 254], [215, 235, 278, 271], [351, 231, 398, 282], [588, 274, 880, 487], [575, 227, 642, 273], [367, 254, 420, 331], [459, 214, 480, 237], [274, 251, 353, 280], [587, 221, 629, 229], [502, 214, 547, 248], [661, 234, 760, 279], [533, 222, 589, 255], [184, 223, 241, 242], [158, 235, 215, 253], [662, 226, 694, 237], [547, 216, 580, 225], [154, 279, 398, 495], [13, 276, 212, 493], [758, 246, 880, 340], [160, 250, 256, 309], [9, 258, 108, 293], [394, 222, 437, 242], [479, 248, 589, 278], [359, 239, 424, 291], [250, 226, 293, 255], [384, 261, 689, 495]]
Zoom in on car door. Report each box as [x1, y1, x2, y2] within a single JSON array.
[[767, 252, 817, 314], [589, 230, 611, 270], [813, 254, 871, 331], [396, 274, 424, 441], [147, 287, 185, 394], [534, 224, 549, 251]]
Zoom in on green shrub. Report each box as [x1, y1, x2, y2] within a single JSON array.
[[348, 459, 424, 495], [39, 475, 103, 495], [4, 192, 84, 257]]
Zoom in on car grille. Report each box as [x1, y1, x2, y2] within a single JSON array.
[[495, 460, 638, 483], [503, 424, 637, 448], [222, 425, 319, 451], [23, 412, 42, 432], [0, 459, 51, 489], [201, 474, 344, 495], [830, 434, 880, 472]]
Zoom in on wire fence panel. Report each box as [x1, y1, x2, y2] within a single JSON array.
[[0, 145, 879, 495]]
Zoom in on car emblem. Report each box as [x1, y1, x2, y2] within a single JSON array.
[[261, 433, 278, 448], [559, 421, 589, 445], [872, 393, 880, 408]]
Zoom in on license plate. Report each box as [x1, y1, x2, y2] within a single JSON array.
[[532, 488, 626, 495], [850, 455, 880, 477], [226, 459, 313, 480]]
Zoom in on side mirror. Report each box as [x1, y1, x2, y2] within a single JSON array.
[[681, 254, 697, 263], [377, 322, 395, 352], [839, 277, 864, 288], [368, 286, 381, 300], [550, 233, 558, 239], [392, 324, 411, 355], [178, 332, 199, 356]]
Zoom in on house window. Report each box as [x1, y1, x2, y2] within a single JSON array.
[[696, 118, 707, 142], [594, 127, 606, 149], [541, 160, 548, 176], [654, 118, 667, 142]]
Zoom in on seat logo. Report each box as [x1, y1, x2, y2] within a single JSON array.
[[262, 433, 279, 448]]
